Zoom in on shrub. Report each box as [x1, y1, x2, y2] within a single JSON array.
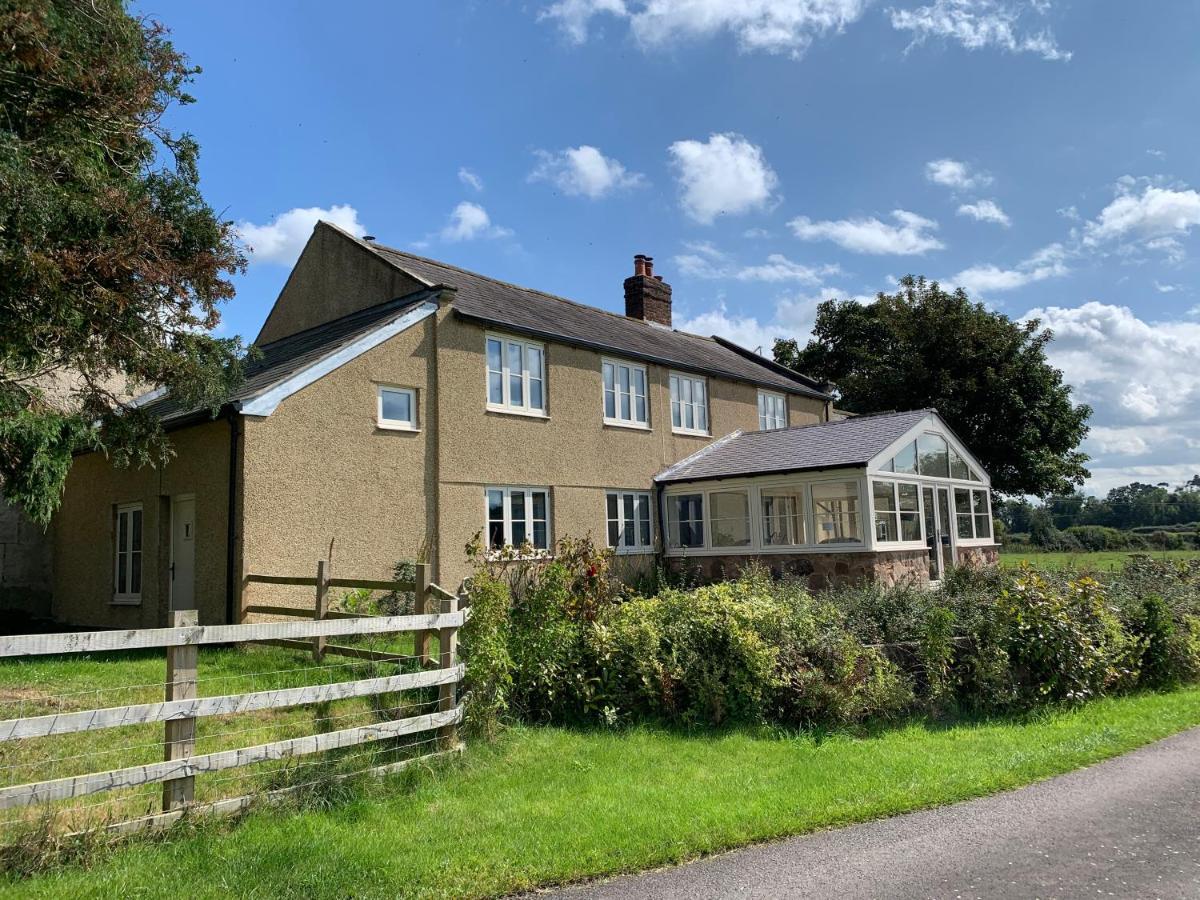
[[459, 572, 513, 740]]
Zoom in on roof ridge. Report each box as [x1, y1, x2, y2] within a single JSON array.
[[356, 234, 734, 346]]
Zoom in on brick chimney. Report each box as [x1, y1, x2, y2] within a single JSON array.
[[623, 254, 672, 327]]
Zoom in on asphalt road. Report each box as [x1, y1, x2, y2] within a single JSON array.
[[544, 726, 1200, 899]]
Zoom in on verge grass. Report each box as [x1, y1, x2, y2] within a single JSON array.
[[4, 686, 1200, 899], [997, 548, 1200, 571]]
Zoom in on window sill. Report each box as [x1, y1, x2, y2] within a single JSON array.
[[603, 420, 651, 432], [672, 428, 711, 438], [486, 406, 549, 420], [110, 597, 142, 606], [485, 549, 552, 562], [611, 547, 655, 556], [376, 422, 420, 432]]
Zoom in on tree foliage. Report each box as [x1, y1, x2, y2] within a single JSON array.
[[0, 0, 246, 524], [774, 276, 1091, 496]]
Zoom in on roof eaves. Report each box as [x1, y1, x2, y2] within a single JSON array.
[[452, 309, 827, 399], [239, 300, 439, 416], [709, 335, 832, 397]]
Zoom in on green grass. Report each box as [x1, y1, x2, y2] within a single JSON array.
[[998, 548, 1200, 571], [4, 687, 1200, 899]]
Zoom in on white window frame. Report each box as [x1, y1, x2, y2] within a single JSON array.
[[669, 372, 709, 436], [486, 333, 546, 417], [757, 390, 788, 431], [605, 490, 654, 553], [484, 486, 551, 554], [113, 503, 143, 604], [601, 359, 650, 429], [376, 384, 417, 431], [870, 479, 925, 547], [953, 486, 993, 544]]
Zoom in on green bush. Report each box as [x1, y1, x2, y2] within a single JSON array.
[[457, 547, 1200, 740]]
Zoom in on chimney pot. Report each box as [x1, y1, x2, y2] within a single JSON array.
[[644, 256, 654, 277], [633, 254, 646, 276]]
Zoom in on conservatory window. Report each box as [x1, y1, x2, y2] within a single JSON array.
[[949, 447, 970, 480], [917, 433, 950, 478], [892, 440, 919, 475], [872, 481, 922, 543], [761, 488, 806, 546], [667, 494, 705, 549], [709, 491, 751, 548], [954, 488, 991, 540], [812, 481, 862, 544]]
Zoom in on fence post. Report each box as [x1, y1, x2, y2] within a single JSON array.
[[162, 608, 198, 813], [313, 559, 329, 662], [438, 591, 458, 749], [414, 562, 431, 666]]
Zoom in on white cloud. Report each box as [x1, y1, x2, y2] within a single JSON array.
[[1021, 301, 1200, 492], [458, 168, 484, 192], [677, 291, 836, 352], [956, 199, 1011, 227], [237, 204, 365, 265], [890, 0, 1071, 62], [539, 0, 628, 44], [673, 244, 839, 284], [951, 242, 1067, 294], [668, 133, 779, 224], [925, 158, 992, 191], [1154, 280, 1181, 293], [1146, 148, 1166, 159], [1082, 183, 1200, 255], [540, 0, 869, 57], [529, 145, 646, 198], [789, 209, 944, 255], [439, 202, 513, 242]]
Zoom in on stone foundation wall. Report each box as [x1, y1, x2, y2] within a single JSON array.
[[666, 548, 931, 591], [956, 545, 1000, 568]]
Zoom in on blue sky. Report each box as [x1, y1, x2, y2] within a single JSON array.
[[141, 0, 1200, 495]]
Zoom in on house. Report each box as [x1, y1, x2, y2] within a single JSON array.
[[49, 221, 996, 628]]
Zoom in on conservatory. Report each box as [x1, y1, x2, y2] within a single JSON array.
[[654, 409, 997, 588]]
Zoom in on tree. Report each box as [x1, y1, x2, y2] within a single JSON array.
[[0, 1, 246, 525], [774, 277, 1091, 496]]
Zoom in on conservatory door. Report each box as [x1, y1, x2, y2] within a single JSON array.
[[922, 486, 940, 581], [936, 487, 956, 574]]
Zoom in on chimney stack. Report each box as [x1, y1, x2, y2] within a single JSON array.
[[624, 253, 672, 327]]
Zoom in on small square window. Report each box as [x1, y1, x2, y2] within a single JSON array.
[[377, 386, 417, 430]]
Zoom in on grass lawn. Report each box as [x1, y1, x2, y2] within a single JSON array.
[[998, 548, 1200, 571], [4, 686, 1200, 899]]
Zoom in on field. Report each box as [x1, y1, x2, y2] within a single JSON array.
[[997, 548, 1200, 571], [2, 683, 1200, 898]]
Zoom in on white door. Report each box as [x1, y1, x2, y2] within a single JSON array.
[[170, 497, 196, 611]]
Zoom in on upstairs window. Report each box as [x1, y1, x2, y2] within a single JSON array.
[[114, 504, 143, 602], [377, 385, 416, 430], [669, 373, 708, 435], [757, 391, 787, 430], [602, 360, 648, 427], [487, 335, 545, 415], [606, 491, 653, 552], [486, 487, 550, 552]]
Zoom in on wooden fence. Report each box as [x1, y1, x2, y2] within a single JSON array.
[[0, 564, 467, 837]]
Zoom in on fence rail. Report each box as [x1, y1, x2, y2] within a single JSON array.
[[0, 561, 466, 838]]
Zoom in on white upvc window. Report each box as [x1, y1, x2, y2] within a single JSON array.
[[872, 480, 922, 543], [486, 486, 551, 552], [606, 491, 653, 552], [954, 487, 993, 540], [811, 480, 863, 545], [666, 493, 705, 549], [757, 391, 788, 431], [376, 385, 417, 430], [486, 334, 545, 415], [760, 487, 806, 546], [114, 503, 143, 603], [669, 373, 708, 435], [709, 490, 752, 548], [602, 359, 649, 428]]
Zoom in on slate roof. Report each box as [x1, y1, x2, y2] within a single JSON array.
[[655, 409, 935, 484], [136, 292, 438, 426], [357, 237, 831, 399]]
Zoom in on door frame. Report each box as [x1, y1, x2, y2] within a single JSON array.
[[923, 486, 958, 584], [169, 493, 196, 611]]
